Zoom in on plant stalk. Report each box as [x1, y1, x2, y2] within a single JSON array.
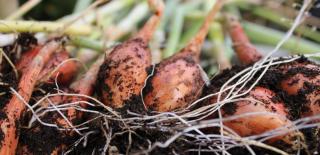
[[70, 36, 116, 52], [243, 22, 320, 54], [240, 5, 320, 43], [0, 20, 92, 35]]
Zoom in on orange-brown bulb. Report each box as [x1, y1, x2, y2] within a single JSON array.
[[143, 0, 224, 112], [144, 52, 204, 112], [97, 39, 151, 108], [221, 87, 297, 144]]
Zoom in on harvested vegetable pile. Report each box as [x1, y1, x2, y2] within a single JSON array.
[[0, 0, 319, 155]]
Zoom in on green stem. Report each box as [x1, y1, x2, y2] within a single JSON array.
[[209, 23, 231, 70], [163, 7, 185, 58], [184, 0, 257, 21], [224, 2, 241, 17], [108, 2, 149, 41], [160, 0, 179, 29], [73, 0, 93, 13], [60, 0, 134, 24], [243, 22, 320, 54], [179, 19, 202, 48], [163, 1, 204, 58], [240, 5, 320, 43], [0, 20, 92, 35], [179, 0, 211, 48], [70, 36, 115, 52]]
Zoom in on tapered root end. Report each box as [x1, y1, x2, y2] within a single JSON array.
[[135, 0, 164, 42], [71, 56, 104, 95], [225, 14, 262, 65], [182, 0, 224, 60], [148, 0, 164, 16], [38, 50, 79, 86]]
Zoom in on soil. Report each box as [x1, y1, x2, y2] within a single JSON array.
[[70, 116, 195, 155], [118, 94, 148, 115], [18, 85, 84, 154], [19, 122, 77, 154], [16, 33, 38, 52], [0, 72, 17, 109]]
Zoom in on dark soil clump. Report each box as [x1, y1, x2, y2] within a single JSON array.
[[221, 102, 238, 115], [118, 94, 147, 115], [18, 83, 81, 154], [0, 71, 18, 109], [19, 121, 78, 154], [16, 33, 38, 52]]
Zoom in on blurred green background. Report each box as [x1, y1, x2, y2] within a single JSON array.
[[19, 0, 77, 20], [1, 0, 319, 20], [0, 0, 77, 20]]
